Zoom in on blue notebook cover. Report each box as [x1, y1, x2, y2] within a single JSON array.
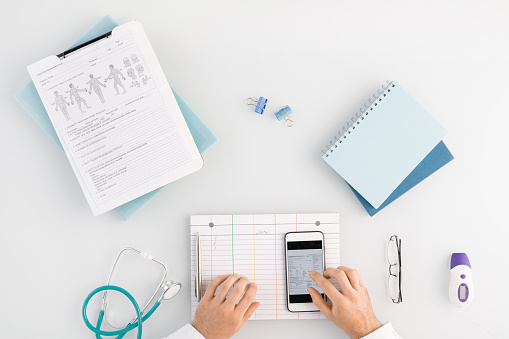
[[350, 140, 454, 216], [322, 81, 447, 209], [14, 16, 217, 220]]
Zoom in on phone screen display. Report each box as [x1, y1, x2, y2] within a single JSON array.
[[287, 240, 324, 303]]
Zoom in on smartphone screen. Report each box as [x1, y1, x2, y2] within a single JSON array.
[[287, 239, 325, 303]]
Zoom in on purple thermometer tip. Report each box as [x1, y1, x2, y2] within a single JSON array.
[[451, 253, 471, 269]]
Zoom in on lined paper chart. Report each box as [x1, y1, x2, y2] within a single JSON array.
[[190, 213, 340, 320]]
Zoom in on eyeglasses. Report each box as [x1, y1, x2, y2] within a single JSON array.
[[387, 235, 402, 303]]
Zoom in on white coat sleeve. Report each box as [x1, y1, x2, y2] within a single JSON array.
[[360, 323, 402, 339], [161, 323, 401, 339], [162, 323, 205, 339]]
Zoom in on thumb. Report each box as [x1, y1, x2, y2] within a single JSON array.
[[307, 287, 332, 318]]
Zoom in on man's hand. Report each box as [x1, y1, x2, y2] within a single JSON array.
[[308, 267, 382, 339], [192, 274, 260, 339]]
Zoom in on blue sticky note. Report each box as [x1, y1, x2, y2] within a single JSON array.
[[349, 141, 454, 216], [14, 16, 217, 220]]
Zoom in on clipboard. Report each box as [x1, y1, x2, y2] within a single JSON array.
[[15, 16, 216, 220], [25, 20, 207, 217]]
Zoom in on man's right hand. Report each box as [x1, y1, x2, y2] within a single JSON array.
[[192, 274, 260, 339], [308, 266, 382, 339]]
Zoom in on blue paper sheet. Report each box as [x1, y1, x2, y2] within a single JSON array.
[[350, 140, 454, 216], [14, 16, 217, 220]]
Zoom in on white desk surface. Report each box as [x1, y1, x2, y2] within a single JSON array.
[[1, 1, 507, 338]]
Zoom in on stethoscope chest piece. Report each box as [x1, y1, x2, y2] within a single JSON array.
[[162, 280, 181, 300]]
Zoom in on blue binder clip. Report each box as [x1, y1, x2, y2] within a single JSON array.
[[247, 97, 268, 114], [274, 105, 294, 127]]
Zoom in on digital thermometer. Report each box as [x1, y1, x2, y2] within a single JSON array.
[[449, 253, 473, 308]]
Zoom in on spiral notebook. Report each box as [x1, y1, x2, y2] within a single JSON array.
[[322, 81, 447, 209]]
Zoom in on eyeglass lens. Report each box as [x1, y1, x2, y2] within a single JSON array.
[[387, 237, 399, 265], [388, 275, 400, 301], [387, 235, 402, 303]]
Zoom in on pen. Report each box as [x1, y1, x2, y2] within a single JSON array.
[[195, 232, 203, 301]]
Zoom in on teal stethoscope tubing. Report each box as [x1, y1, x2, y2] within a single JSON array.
[[82, 285, 161, 339]]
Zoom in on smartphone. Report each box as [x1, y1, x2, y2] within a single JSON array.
[[285, 231, 325, 312]]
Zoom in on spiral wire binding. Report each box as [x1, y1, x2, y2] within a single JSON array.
[[322, 80, 395, 158]]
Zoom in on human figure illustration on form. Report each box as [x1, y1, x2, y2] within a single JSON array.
[[87, 74, 106, 103], [68, 83, 90, 113], [123, 57, 131, 68], [105, 64, 127, 95], [53, 91, 71, 120], [127, 68, 140, 88], [136, 64, 150, 85]]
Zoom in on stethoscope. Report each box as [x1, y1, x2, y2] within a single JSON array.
[[82, 248, 181, 339]]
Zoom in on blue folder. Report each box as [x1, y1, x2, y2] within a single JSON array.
[[349, 141, 454, 216], [14, 16, 217, 220]]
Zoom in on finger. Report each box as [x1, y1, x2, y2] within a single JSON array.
[[241, 301, 261, 323], [309, 270, 343, 303], [307, 287, 331, 317], [214, 274, 242, 302], [336, 266, 363, 290], [236, 282, 258, 313], [224, 276, 249, 307], [203, 275, 229, 300], [324, 268, 355, 295]]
